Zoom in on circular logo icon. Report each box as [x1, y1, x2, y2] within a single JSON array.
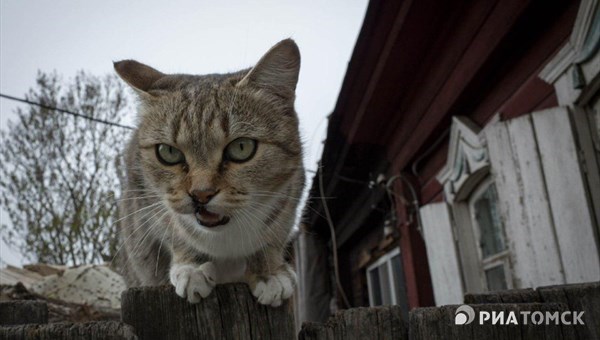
[[455, 305, 475, 325]]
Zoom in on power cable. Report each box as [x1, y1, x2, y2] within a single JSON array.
[[318, 160, 352, 309], [0, 93, 135, 130]]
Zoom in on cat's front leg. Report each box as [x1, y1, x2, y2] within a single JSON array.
[[169, 254, 216, 303], [245, 246, 297, 307]]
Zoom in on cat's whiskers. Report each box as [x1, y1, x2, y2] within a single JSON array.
[[114, 194, 162, 203], [252, 190, 333, 201], [243, 206, 294, 260], [237, 208, 271, 273], [250, 193, 328, 220], [155, 214, 171, 277], [130, 209, 170, 265], [232, 214, 251, 261], [241, 205, 287, 251], [110, 201, 163, 227], [110, 204, 168, 267]]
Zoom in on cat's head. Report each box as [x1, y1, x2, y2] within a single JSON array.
[[114, 39, 304, 243]]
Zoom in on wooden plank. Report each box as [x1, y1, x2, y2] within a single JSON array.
[[464, 288, 541, 304], [468, 1, 577, 125], [297, 306, 408, 340], [483, 121, 532, 289], [419, 203, 464, 305], [390, 1, 578, 173], [389, 0, 533, 168], [538, 282, 600, 339], [380, 0, 499, 146], [420, 179, 443, 205], [531, 107, 600, 283], [121, 283, 295, 340], [499, 76, 556, 120], [571, 107, 600, 250], [533, 92, 559, 112], [0, 301, 48, 325], [506, 115, 565, 286], [0, 321, 137, 339]]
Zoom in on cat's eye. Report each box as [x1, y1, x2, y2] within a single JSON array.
[[224, 138, 257, 162], [156, 144, 185, 165]]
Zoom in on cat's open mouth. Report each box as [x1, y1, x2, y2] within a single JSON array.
[[195, 206, 230, 228]]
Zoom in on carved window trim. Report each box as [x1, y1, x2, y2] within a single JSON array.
[[539, 0, 600, 106], [436, 116, 512, 293]]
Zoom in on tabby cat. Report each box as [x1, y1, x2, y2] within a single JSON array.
[[114, 39, 304, 307]]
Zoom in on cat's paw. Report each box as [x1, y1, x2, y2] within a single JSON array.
[[169, 262, 216, 303], [251, 267, 296, 307]]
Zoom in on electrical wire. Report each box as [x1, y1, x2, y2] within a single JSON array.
[[318, 160, 352, 309], [0, 93, 135, 130], [385, 173, 423, 235], [410, 128, 450, 179]]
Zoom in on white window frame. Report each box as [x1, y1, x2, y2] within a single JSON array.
[[437, 116, 514, 294], [467, 178, 513, 291], [366, 247, 401, 307]]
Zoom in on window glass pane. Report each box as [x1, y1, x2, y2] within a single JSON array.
[[473, 184, 506, 258], [378, 263, 392, 305], [390, 254, 409, 320], [485, 264, 508, 291], [368, 267, 382, 305]]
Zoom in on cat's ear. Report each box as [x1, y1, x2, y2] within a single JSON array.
[[238, 39, 300, 100], [113, 60, 166, 95]]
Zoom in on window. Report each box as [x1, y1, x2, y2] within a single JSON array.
[[366, 248, 408, 315], [437, 116, 514, 294], [468, 180, 511, 291]]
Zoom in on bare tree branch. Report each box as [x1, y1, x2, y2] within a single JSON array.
[[0, 71, 130, 265]]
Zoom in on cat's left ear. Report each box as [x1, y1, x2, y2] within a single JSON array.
[[113, 60, 166, 96], [238, 39, 300, 100]]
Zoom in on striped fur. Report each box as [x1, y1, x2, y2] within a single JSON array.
[[114, 39, 304, 306]]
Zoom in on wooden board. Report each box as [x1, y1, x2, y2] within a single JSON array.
[[298, 305, 407, 340], [0, 321, 136, 340], [121, 283, 295, 340], [419, 203, 464, 305], [0, 301, 48, 326], [484, 121, 534, 289], [531, 107, 600, 283], [506, 115, 565, 286]]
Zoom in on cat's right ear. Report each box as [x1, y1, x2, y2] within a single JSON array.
[[113, 60, 165, 96], [237, 39, 301, 101]]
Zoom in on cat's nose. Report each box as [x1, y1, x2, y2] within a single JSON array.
[[190, 189, 219, 204]]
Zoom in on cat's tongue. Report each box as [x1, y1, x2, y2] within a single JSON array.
[[195, 207, 228, 228]]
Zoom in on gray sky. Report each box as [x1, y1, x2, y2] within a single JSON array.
[[0, 0, 367, 266]]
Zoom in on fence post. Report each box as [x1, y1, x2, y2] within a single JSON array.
[[121, 283, 295, 340]]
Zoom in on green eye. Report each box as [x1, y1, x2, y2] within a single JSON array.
[[156, 144, 185, 165], [225, 138, 257, 162]]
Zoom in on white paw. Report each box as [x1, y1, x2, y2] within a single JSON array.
[[169, 262, 216, 303], [252, 268, 296, 307]]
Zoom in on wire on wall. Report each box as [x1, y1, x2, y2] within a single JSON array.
[[318, 160, 353, 309], [382, 173, 423, 236]]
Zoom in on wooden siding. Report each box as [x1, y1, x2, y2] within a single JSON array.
[[531, 107, 600, 282], [419, 203, 464, 305], [484, 107, 600, 289]]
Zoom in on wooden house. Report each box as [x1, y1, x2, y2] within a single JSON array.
[[297, 0, 600, 324]]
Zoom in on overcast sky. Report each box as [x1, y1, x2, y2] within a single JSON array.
[[0, 1, 367, 266]]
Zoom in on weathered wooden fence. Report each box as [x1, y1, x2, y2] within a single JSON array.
[[1, 281, 598, 339], [121, 283, 295, 339], [300, 281, 599, 340]]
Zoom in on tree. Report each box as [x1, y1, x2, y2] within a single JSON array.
[[0, 71, 131, 265]]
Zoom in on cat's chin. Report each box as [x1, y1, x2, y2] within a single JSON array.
[[195, 207, 230, 228]]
